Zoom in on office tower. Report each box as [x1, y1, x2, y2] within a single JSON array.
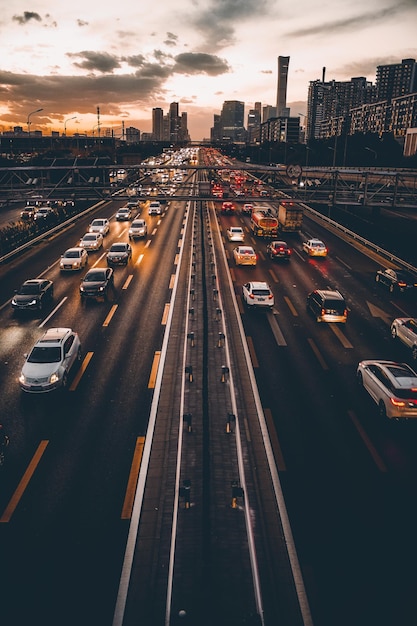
[[376, 58, 417, 101], [276, 56, 290, 117], [220, 100, 246, 141], [169, 102, 180, 143], [152, 107, 164, 141]]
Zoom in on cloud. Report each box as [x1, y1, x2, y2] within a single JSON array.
[[66, 51, 122, 73], [189, 0, 273, 51], [286, 2, 414, 38], [77, 19, 89, 27], [164, 32, 178, 47], [173, 52, 230, 76], [12, 11, 42, 25]]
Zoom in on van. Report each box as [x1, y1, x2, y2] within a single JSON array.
[[306, 289, 348, 323], [148, 201, 161, 215]]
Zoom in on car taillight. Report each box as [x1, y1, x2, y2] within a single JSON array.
[[344, 309, 348, 317], [249, 294, 255, 299], [268, 294, 273, 299], [398, 281, 406, 287], [321, 308, 326, 316], [390, 397, 406, 408]]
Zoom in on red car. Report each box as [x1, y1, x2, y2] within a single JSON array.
[[266, 240, 292, 261], [221, 201, 236, 214]]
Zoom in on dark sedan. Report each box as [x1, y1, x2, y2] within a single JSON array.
[[80, 267, 114, 301], [266, 240, 292, 261], [11, 279, 54, 312], [375, 268, 417, 294], [106, 242, 132, 266]]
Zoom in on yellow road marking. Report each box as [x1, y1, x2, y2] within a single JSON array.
[[69, 351, 94, 390], [169, 274, 175, 289], [284, 296, 298, 316], [174, 253, 179, 265], [135, 253, 144, 266], [0, 440, 49, 523], [246, 336, 259, 368], [307, 338, 328, 370], [348, 410, 387, 472], [264, 408, 286, 471], [121, 437, 145, 519], [122, 275, 133, 289], [148, 351, 161, 388], [162, 303, 170, 325], [103, 304, 118, 327]]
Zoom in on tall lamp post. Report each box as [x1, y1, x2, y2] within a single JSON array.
[[64, 116, 77, 136], [27, 108, 43, 136]]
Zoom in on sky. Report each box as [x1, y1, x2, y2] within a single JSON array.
[[0, 0, 416, 141]]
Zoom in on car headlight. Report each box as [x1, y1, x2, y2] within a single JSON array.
[[49, 372, 60, 384], [28, 299, 38, 306], [99, 285, 105, 292], [19, 373, 26, 384]]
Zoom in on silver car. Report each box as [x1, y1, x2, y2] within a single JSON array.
[[129, 219, 147, 240], [391, 318, 417, 359], [79, 232, 103, 251], [89, 218, 110, 236], [19, 328, 82, 393], [357, 360, 417, 419]]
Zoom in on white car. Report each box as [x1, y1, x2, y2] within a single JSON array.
[[79, 232, 103, 251], [357, 360, 417, 419], [19, 328, 82, 393], [60, 247, 88, 271], [115, 207, 133, 221], [302, 238, 328, 257], [129, 219, 147, 239], [242, 281, 274, 308], [391, 318, 417, 360], [148, 201, 162, 215], [242, 203, 253, 214], [89, 218, 110, 236], [233, 246, 257, 266], [226, 226, 245, 242]]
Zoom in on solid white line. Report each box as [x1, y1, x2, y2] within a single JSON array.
[[38, 297, 67, 327]]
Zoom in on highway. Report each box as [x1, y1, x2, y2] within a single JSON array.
[[1, 151, 417, 626]]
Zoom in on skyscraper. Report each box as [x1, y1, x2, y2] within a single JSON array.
[[152, 107, 164, 141], [276, 56, 290, 117]]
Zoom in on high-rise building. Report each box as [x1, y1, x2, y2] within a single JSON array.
[[152, 108, 164, 141], [376, 58, 417, 102], [276, 56, 290, 117], [220, 100, 246, 142], [169, 102, 180, 143]]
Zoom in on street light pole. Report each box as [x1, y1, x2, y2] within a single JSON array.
[[27, 108, 43, 136], [64, 116, 77, 136]]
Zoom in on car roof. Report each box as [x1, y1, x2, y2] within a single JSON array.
[[23, 279, 44, 286], [247, 281, 270, 289], [38, 328, 73, 343], [237, 246, 254, 251], [314, 289, 344, 299]]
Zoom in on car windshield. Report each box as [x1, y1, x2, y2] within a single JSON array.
[[84, 271, 105, 282], [110, 244, 126, 252], [28, 346, 61, 363], [19, 283, 40, 294], [132, 221, 144, 227], [83, 235, 96, 240], [240, 248, 254, 254], [64, 250, 80, 258], [92, 220, 104, 225]]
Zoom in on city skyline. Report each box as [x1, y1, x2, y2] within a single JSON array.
[[0, 0, 416, 140]]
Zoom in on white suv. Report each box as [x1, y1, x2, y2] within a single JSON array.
[[19, 328, 81, 393], [148, 201, 162, 215], [242, 281, 274, 308]]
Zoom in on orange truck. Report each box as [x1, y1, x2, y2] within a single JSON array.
[[250, 209, 279, 238]]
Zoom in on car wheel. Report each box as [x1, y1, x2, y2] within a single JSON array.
[[412, 346, 417, 360], [375, 274, 380, 283], [389, 283, 394, 293], [77, 347, 82, 362], [378, 401, 387, 419], [61, 372, 68, 388], [391, 326, 397, 340]]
